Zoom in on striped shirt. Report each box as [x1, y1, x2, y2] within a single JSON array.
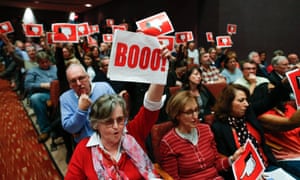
[[160, 123, 230, 180]]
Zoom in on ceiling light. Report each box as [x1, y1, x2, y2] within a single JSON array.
[[22, 7, 36, 24], [85, 3, 92, 8]]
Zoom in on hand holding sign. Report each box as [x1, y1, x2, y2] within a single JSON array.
[[0, 21, 14, 34], [108, 30, 169, 84], [52, 23, 78, 43]]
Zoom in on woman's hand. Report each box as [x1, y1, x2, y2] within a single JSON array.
[[230, 146, 245, 163]]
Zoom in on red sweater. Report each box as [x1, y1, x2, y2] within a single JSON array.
[[65, 106, 160, 180], [160, 123, 230, 180]]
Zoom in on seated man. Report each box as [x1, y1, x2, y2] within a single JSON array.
[[268, 55, 295, 102], [199, 52, 226, 84], [59, 63, 115, 143], [234, 59, 293, 119], [24, 51, 57, 143]]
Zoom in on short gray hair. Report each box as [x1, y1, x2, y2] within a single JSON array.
[[248, 51, 258, 60], [271, 55, 287, 66], [90, 94, 127, 130], [36, 51, 49, 62]]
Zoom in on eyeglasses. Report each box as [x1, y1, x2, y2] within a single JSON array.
[[69, 75, 88, 84], [181, 108, 199, 116], [100, 117, 125, 128]]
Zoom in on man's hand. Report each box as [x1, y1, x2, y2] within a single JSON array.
[[247, 73, 257, 84], [40, 82, 50, 89], [78, 93, 92, 111]]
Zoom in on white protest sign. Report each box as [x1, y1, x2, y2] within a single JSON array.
[[108, 30, 169, 85]]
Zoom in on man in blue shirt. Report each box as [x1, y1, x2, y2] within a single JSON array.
[[60, 63, 115, 143], [24, 51, 57, 143]]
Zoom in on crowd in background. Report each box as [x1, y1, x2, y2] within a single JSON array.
[[1, 24, 300, 179]]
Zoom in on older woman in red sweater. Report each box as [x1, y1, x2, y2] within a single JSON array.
[[159, 91, 244, 179]]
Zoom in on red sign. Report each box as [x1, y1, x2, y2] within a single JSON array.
[[111, 25, 127, 33], [52, 23, 79, 43], [227, 24, 237, 35], [232, 140, 265, 180], [23, 24, 43, 37], [286, 69, 300, 108], [136, 11, 174, 36], [216, 35, 232, 48], [157, 36, 175, 51], [0, 21, 14, 34], [89, 25, 100, 34], [78, 22, 90, 37], [206, 32, 214, 42], [175, 31, 194, 44], [102, 34, 113, 43], [106, 19, 115, 27]]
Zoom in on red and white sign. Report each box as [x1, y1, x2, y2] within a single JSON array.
[[206, 32, 214, 42], [157, 36, 175, 51], [119, 23, 129, 30], [232, 140, 265, 180], [136, 11, 174, 36], [175, 31, 194, 44], [216, 35, 232, 48], [23, 24, 43, 37], [102, 34, 113, 43], [227, 24, 237, 35], [78, 22, 90, 37], [89, 25, 100, 34], [111, 25, 127, 33], [46, 32, 54, 44], [52, 23, 79, 43], [108, 30, 169, 84], [0, 21, 14, 34], [286, 69, 300, 109], [106, 19, 115, 27]]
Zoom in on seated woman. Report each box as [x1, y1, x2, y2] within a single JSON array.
[[64, 48, 170, 179], [181, 66, 216, 121], [211, 84, 299, 179], [159, 91, 244, 180], [220, 52, 243, 84], [65, 83, 165, 179]]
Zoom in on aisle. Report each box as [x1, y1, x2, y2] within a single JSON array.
[[0, 79, 62, 179]]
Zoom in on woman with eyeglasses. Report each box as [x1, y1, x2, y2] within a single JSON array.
[[65, 48, 170, 179], [159, 90, 244, 180]]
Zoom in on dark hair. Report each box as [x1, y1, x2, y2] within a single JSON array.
[[213, 84, 250, 122], [239, 59, 256, 71], [182, 66, 202, 90]]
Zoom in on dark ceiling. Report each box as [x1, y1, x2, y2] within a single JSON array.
[[0, 0, 112, 13]]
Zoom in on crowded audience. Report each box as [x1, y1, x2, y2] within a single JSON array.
[[1, 15, 300, 179]]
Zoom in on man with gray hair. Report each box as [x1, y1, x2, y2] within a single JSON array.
[[60, 63, 115, 143], [269, 55, 294, 102], [248, 51, 269, 78]]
